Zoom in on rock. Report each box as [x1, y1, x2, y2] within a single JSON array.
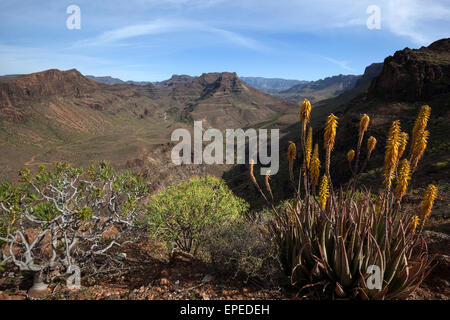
[[116, 252, 127, 260], [369, 38, 450, 101], [201, 274, 214, 283], [27, 284, 49, 299], [201, 293, 210, 300]]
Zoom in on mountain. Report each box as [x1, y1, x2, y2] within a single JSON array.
[[369, 39, 450, 101], [86, 75, 125, 85], [278, 74, 361, 104], [224, 39, 449, 210], [87, 75, 152, 86], [153, 74, 195, 87], [302, 39, 450, 194], [354, 63, 383, 89], [239, 77, 306, 93], [0, 69, 295, 181]]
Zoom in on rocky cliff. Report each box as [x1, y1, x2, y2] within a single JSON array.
[[369, 38, 450, 101]]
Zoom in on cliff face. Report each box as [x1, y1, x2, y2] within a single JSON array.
[[369, 39, 450, 101], [354, 63, 383, 89]]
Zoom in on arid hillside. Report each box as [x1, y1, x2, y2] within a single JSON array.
[[0, 69, 295, 182]]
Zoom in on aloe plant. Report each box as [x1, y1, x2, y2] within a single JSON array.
[[251, 102, 436, 299]]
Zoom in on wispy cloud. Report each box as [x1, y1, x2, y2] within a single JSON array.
[[73, 18, 266, 51], [322, 56, 355, 72]]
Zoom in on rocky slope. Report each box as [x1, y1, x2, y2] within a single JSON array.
[[0, 69, 295, 181], [369, 38, 450, 101]]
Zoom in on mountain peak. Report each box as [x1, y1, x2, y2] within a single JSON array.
[[0, 68, 99, 108], [427, 38, 450, 52], [368, 38, 450, 101]]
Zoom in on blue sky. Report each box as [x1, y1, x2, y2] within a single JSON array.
[[0, 0, 449, 81]]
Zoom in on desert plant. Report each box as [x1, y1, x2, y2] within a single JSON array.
[[145, 175, 249, 255], [250, 103, 435, 299], [202, 216, 279, 281], [0, 161, 148, 296]]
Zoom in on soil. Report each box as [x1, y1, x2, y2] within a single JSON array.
[[0, 231, 448, 301]]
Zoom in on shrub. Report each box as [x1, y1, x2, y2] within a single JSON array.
[[251, 104, 435, 299], [0, 161, 149, 293], [145, 175, 249, 255], [201, 216, 279, 281]]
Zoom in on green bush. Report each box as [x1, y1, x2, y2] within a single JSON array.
[[0, 182, 21, 248], [145, 175, 249, 255]]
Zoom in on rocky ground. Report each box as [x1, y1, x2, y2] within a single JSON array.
[[0, 230, 448, 301]]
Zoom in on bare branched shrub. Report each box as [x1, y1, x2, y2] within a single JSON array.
[[0, 161, 148, 294]]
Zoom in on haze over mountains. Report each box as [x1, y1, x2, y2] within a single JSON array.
[[85, 71, 375, 104], [0, 39, 449, 199]]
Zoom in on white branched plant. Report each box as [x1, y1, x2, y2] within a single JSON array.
[[0, 161, 148, 296]]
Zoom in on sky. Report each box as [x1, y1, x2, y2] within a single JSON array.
[[0, 0, 449, 81]]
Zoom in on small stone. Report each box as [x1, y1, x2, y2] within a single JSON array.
[[116, 252, 127, 260], [202, 293, 210, 300], [201, 274, 214, 283]]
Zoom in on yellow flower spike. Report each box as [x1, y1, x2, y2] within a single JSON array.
[[287, 141, 296, 181], [410, 216, 420, 233], [395, 159, 411, 202], [305, 127, 313, 169], [287, 141, 297, 160], [398, 132, 409, 159], [324, 113, 338, 177], [309, 143, 321, 187], [383, 120, 401, 184], [300, 99, 311, 126], [359, 114, 370, 139], [347, 149, 355, 163], [420, 184, 438, 221], [318, 175, 329, 210], [411, 130, 429, 172], [410, 105, 431, 153], [324, 113, 339, 152], [367, 136, 377, 155]]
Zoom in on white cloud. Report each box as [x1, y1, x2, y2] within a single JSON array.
[[385, 0, 450, 45], [73, 18, 266, 51]]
